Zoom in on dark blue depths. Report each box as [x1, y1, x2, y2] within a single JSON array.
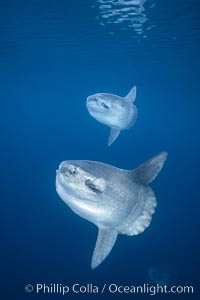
[[0, 0, 200, 299]]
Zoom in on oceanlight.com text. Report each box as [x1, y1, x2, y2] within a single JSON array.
[[25, 283, 194, 296]]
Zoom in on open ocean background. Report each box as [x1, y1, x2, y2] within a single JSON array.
[[1, 0, 200, 299]]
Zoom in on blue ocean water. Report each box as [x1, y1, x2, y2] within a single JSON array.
[[1, 0, 200, 299]]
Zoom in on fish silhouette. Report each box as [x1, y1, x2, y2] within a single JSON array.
[[56, 152, 167, 269], [86, 86, 137, 146]]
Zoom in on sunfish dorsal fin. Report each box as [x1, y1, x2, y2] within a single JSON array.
[[125, 86, 137, 103], [133, 152, 168, 185], [91, 227, 118, 269], [108, 128, 120, 146]]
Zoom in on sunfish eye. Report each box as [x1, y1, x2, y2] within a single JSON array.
[[93, 97, 99, 102], [101, 101, 110, 109], [67, 164, 78, 176]]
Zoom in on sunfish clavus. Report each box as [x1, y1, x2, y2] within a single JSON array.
[[86, 86, 137, 146], [56, 152, 167, 269]]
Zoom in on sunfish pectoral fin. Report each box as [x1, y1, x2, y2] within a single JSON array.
[[108, 128, 120, 146], [91, 227, 118, 269], [125, 86, 137, 103], [133, 151, 168, 185], [85, 178, 106, 194]]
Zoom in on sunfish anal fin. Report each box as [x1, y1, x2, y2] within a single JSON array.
[[91, 227, 118, 269], [108, 128, 120, 146]]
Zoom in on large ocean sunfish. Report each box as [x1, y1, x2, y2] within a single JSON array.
[[86, 86, 137, 146], [56, 152, 167, 269]]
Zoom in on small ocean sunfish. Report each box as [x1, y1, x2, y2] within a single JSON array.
[[56, 152, 167, 269], [86, 86, 137, 146]]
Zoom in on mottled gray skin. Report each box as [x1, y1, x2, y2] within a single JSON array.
[[86, 86, 137, 146], [56, 152, 167, 269]]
